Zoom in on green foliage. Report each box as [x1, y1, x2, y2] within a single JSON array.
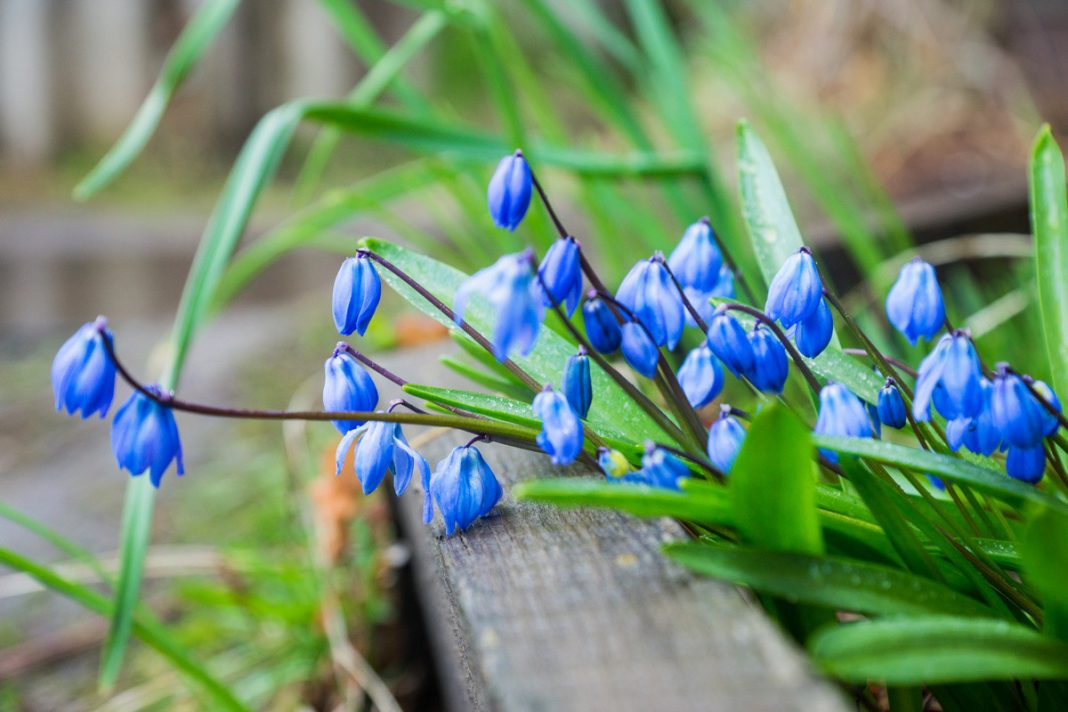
[[1030, 126, 1068, 398]]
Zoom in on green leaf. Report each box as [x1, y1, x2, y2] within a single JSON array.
[[1029, 125, 1068, 398], [665, 543, 996, 619], [439, 357, 531, 401], [0, 500, 112, 586], [1022, 508, 1068, 641], [512, 478, 733, 524], [74, 0, 240, 199], [808, 616, 1068, 684]]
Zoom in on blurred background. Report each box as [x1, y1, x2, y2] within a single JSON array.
[[2, 0, 1068, 709]]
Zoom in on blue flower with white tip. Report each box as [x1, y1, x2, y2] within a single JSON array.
[[562, 348, 592, 419], [323, 344, 379, 433], [582, 294, 622, 354], [667, 218, 723, 291], [706, 306, 755, 377], [428, 444, 503, 534], [912, 332, 982, 422], [335, 417, 429, 496], [488, 150, 532, 231], [764, 247, 823, 328], [111, 386, 184, 488], [677, 343, 724, 409], [332, 253, 381, 337], [455, 250, 545, 362], [538, 236, 583, 316], [620, 321, 659, 378], [52, 316, 117, 419], [532, 386, 584, 465], [747, 325, 789, 394], [815, 383, 873, 463], [886, 257, 945, 345], [1032, 380, 1061, 437], [707, 406, 746, 474], [616, 254, 685, 349]]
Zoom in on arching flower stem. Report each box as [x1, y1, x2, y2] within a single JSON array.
[[339, 343, 407, 387], [529, 169, 569, 239], [1003, 365, 1068, 432], [656, 256, 709, 332], [718, 303, 822, 394]]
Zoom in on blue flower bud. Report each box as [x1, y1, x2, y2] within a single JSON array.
[[582, 294, 622, 354], [706, 307, 755, 377], [991, 367, 1049, 449], [637, 441, 690, 490], [815, 383, 873, 463], [877, 379, 907, 429], [677, 343, 724, 409], [111, 385, 184, 488], [532, 386, 584, 465], [323, 344, 379, 433], [707, 406, 746, 474], [52, 316, 117, 419], [667, 218, 723, 291], [912, 332, 982, 422], [747, 326, 789, 393], [598, 447, 635, 480], [332, 253, 381, 336], [886, 257, 945, 344], [562, 348, 592, 419], [1033, 380, 1061, 437], [620, 321, 659, 378], [428, 444, 503, 534], [1006, 445, 1045, 484], [792, 298, 833, 358], [537, 236, 583, 316], [487, 150, 532, 231], [455, 250, 545, 362], [616, 254, 685, 349], [335, 417, 429, 496], [764, 247, 823, 328]]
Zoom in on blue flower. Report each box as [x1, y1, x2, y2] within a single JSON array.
[[706, 307, 755, 377], [991, 367, 1049, 449], [52, 316, 117, 419], [598, 447, 636, 481], [945, 379, 1001, 456], [683, 266, 736, 329], [620, 321, 660, 378], [877, 379, 907, 429], [707, 406, 746, 474], [538, 236, 583, 316], [815, 383, 873, 463], [764, 247, 823, 328], [1006, 445, 1045, 484], [532, 386, 584, 465], [332, 253, 381, 336], [886, 257, 945, 344], [616, 254, 685, 349], [428, 444, 503, 534], [562, 348, 592, 419], [677, 343, 724, 409], [667, 218, 723, 291], [582, 294, 622, 354], [455, 250, 545, 362], [792, 298, 833, 358], [747, 326, 789, 394], [487, 150, 532, 231], [636, 441, 690, 490], [323, 344, 379, 433], [1033, 380, 1062, 437], [335, 417, 429, 496], [111, 386, 184, 488], [912, 332, 983, 422]]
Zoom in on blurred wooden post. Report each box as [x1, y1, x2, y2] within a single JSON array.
[[0, 0, 54, 163]]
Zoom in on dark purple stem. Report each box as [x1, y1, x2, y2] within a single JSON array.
[[720, 303, 823, 393], [529, 168, 569, 239], [339, 343, 406, 387]]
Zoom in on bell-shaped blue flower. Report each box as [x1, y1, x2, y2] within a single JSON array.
[[532, 386, 584, 465], [332, 253, 381, 336], [877, 379, 907, 429], [582, 294, 622, 354], [1006, 445, 1045, 484], [912, 332, 983, 422], [706, 307, 755, 377], [111, 386, 184, 488], [945, 378, 1001, 456], [707, 406, 746, 474], [815, 383, 873, 463], [323, 344, 379, 433], [52, 316, 117, 419], [792, 298, 833, 359], [747, 326, 789, 393], [562, 348, 592, 419], [428, 444, 503, 534], [455, 250, 545, 362], [488, 150, 532, 231], [636, 441, 690, 490], [598, 447, 636, 481], [667, 218, 723, 291], [335, 417, 429, 496], [1033, 380, 1061, 437], [620, 321, 659, 378], [677, 343, 724, 409], [886, 257, 945, 345], [616, 254, 685, 349], [991, 366, 1049, 449], [764, 247, 823, 328], [538, 236, 583, 316], [683, 266, 736, 329]]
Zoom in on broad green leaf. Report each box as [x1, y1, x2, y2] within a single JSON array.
[[665, 543, 996, 619], [1029, 125, 1068, 397], [0, 499, 111, 586], [439, 357, 531, 401], [808, 616, 1068, 684], [512, 478, 733, 524], [1022, 508, 1068, 641]]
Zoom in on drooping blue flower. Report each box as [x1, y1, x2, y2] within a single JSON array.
[[598, 447, 636, 481], [620, 321, 659, 378], [332, 253, 381, 337], [877, 379, 907, 429], [683, 266, 736, 329], [562, 348, 592, 419], [582, 294, 622, 354], [335, 417, 429, 496], [707, 406, 746, 474], [792, 298, 833, 358], [52, 316, 117, 419], [747, 326, 789, 394], [991, 366, 1049, 449], [815, 383, 873, 463], [323, 344, 379, 433], [615, 254, 685, 349], [667, 218, 723, 291], [428, 444, 503, 534], [945, 379, 1001, 456], [455, 250, 545, 362], [636, 441, 690, 490], [1033, 380, 1062, 437], [706, 307, 755, 377], [532, 386, 584, 465], [537, 236, 583, 316], [764, 247, 823, 328], [867, 402, 882, 438], [487, 150, 532, 231], [1006, 445, 1045, 484], [110, 386, 184, 488], [912, 332, 983, 422], [886, 257, 945, 345], [677, 343, 724, 409]]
